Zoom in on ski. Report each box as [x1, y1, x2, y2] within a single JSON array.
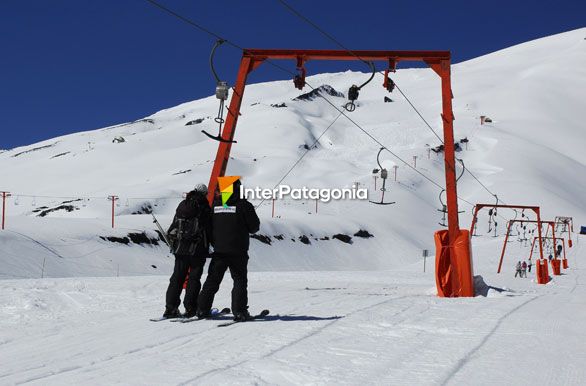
[[217, 309, 270, 327], [174, 307, 231, 323], [150, 316, 173, 322], [150, 307, 228, 322]]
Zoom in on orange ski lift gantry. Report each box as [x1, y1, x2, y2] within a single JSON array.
[[500, 219, 556, 273], [554, 216, 574, 247], [203, 48, 472, 298], [469, 205, 548, 276], [528, 236, 568, 272]]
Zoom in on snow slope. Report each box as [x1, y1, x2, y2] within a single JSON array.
[[1, 28, 585, 278], [0, 238, 584, 385]]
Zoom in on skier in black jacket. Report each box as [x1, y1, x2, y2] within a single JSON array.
[[197, 179, 260, 321], [162, 184, 211, 319]]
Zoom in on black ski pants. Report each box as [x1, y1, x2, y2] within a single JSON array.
[[165, 253, 206, 312], [198, 253, 248, 314]]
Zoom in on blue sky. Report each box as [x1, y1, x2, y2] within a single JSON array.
[[1, 0, 583, 149]]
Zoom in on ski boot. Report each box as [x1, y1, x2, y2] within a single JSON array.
[[163, 307, 181, 319], [183, 308, 197, 319], [196, 309, 212, 319], [233, 310, 252, 322]]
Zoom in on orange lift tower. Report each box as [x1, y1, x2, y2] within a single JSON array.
[[503, 219, 557, 283], [528, 236, 568, 273], [470, 205, 549, 284], [204, 48, 472, 297], [499, 219, 555, 273]]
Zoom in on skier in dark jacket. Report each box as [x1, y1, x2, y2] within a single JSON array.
[[162, 184, 212, 319], [197, 179, 260, 321]]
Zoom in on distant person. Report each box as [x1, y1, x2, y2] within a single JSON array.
[[548, 254, 553, 262], [521, 261, 528, 278], [162, 184, 211, 319], [197, 179, 260, 321], [556, 244, 563, 258], [515, 261, 522, 278], [527, 259, 533, 273]]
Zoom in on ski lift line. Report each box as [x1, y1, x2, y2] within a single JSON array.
[[277, 0, 443, 143], [144, 0, 232, 47], [276, 0, 458, 168], [4, 231, 161, 274], [255, 110, 345, 209], [6, 194, 184, 200], [5, 230, 65, 259], [143, 0, 447, 189], [143, 0, 478, 210], [142, 1, 451, 198], [276, 0, 508, 205]]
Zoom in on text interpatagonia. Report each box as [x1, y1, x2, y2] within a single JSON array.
[[240, 184, 368, 203]]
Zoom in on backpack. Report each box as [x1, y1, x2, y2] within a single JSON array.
[[167, 216, 202, 255]]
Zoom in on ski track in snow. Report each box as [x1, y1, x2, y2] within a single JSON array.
[[180, 295, 420, 385], [0, 241, 585, 385], [440, 294, 542, 385]]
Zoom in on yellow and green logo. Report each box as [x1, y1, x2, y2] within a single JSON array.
[[217, 176, 240, 207]]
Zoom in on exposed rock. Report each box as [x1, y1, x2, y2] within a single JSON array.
[[100, 232, 159, 246], [354, 229, 374, 238], [131, 203, 153, 215], [299, 235, 311, 245], [185, 118, 205, 125], [293, 85, 344, 101], [34, 204, 79, 217], [172, 169, 192, 175], [251, 234, 271, 245], [12, 142, 58, 158], [51, 152, 71, 159], [332, 234, 353, 244]]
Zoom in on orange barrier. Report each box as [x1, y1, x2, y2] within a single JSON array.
[[562, 259, 569, 269], [434, 229, 474, 297], [551, 259, 561, 275], [536, 259, 550, 284]]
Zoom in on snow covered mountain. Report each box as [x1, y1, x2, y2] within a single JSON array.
[[0, 28, 585, 279], [1, 28, 586, 386]]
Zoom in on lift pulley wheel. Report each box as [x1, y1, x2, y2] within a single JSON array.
[[344, 61, 375, 112], [216, 81, 229, 101], [380, 168, 388, 180]]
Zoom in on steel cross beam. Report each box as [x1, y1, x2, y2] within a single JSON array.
[[241, 49, 450, 63], [499, 219, 555, 273], [206, 49, 461, 245]]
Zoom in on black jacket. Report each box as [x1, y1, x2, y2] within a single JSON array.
[[212, 194, 260, 255], [168, 192, 212, 255]]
